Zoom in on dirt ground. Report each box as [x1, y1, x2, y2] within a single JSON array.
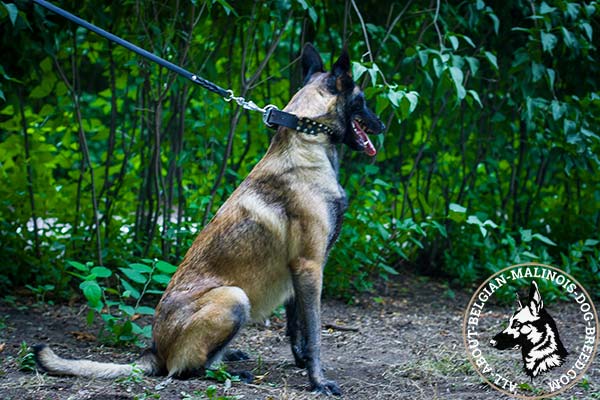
[[0, 274, 597, 400]]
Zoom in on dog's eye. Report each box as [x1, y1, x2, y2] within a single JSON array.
[[512, 321, 521, 329]]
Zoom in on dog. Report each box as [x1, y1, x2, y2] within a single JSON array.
[[33, 43, 385, 396], [490, 280, 568, 378]]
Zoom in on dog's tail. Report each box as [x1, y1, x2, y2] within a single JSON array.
[[33, 344, 163, 379]]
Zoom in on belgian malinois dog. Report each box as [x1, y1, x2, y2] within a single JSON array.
[[490, 281, 568, 378], [34, 43, 385, 395]]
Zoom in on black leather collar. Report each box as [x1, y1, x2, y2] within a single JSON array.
[[263, 108, 334, 136]]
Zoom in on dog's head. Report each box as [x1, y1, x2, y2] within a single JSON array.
[[284, 44, 385, 156], [490, 281, 545, 350]]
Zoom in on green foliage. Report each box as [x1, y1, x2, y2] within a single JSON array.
[[68, 259, 177, 345], [205, 363, 240, 384], [17, 341, 35, 372], [25, 283, 55, 304], [0, 0, 598, 305]]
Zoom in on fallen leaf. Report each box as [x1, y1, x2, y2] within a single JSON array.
[[70, 331, 96, 341]]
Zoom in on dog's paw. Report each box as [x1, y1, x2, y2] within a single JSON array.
[[311, 380, 342, 396]]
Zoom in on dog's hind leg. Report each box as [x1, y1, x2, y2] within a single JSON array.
[[285, 297, 307, 368], [165, 286, 250, 378]]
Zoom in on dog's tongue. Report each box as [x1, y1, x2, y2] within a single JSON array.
[[353, 121, 377, 156]]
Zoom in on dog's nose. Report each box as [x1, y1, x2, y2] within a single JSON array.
[[489, 339, 497, 347]]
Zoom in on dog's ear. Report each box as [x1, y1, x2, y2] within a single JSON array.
[[528, 280, 543, 316], [302, 43, 324, 84], [515, 291, 523, 310], [331, 49, 353, 92]]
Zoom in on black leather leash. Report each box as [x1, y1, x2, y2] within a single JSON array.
[[32, 0, 334, 137]]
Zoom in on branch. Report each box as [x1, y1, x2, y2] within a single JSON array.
[[350, 0, 373, 63]]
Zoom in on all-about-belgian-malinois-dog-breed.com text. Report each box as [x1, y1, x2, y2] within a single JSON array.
[[34, 43, 385, 396]]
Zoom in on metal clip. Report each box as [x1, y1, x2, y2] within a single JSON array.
[[262, 104, 278, 128], [224, 90, 266, 113], [224, 90, 279, 128]]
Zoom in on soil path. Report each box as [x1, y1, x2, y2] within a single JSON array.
[[0, 275, 597, 399]]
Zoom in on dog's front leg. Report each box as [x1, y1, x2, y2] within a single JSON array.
[[291, 259, 341, 396]]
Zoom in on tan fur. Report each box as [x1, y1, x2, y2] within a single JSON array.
[[150, 72, 344, 374], [35, 69, 352, 382]]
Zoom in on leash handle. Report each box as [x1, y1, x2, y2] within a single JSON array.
[[32, 0, 230, 98]]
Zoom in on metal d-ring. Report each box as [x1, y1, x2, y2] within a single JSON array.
[[262, 104, 279, 128]]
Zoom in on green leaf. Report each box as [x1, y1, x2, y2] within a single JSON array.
[[532, 233, 557, 246], [135, 306, 155, 315], [80, 281, 102, 305], [520, 229, 532, 242], [367, 63, 380, 86], [120, 279, 141, 299], [580, 22, 592, 42], [561, 27, 577, 49], [584, 239, 599, 247], [404, 91, 419, 113], [155, 260, 177, 274], [418, 49, 429, 67], [152, 274, 171, 285], [3, 2, 18, 26], [449, 203, 467, 213], [541, 32, 558, 53], [488, 13, 499, 34], [297, 0, 317, 24], [461, 35, 476, 48], [128, 263, 153, 273], [380, 264, 399, 275], [449, 67, 466, 100], [468, 90, 483, 107], [132, 324, 152, 338], [565, 3, 580, 19], [432, 57, 444, 78], [119, 304, 135, 316], [551, 100, 565, 120], [68, 260, 89, 272], [387, 89, 402, 108], [212, 0, 237, 16], [465, 56, 479, 76], [91, 266, 112, 278], [531, 62, 545, 82], [546, 68, 555, 92], [119, 268, 147, 284], [484, 51, 498, 70], [539, 2, 556, 14], [521, 251, 539, 259], [448, 36, 459, 51], [352, 61, 367, 80]]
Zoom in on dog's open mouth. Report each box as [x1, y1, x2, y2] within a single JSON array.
[[352, 119, 377, 157]]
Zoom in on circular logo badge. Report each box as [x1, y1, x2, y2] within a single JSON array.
[[463, 263, 599, 399]]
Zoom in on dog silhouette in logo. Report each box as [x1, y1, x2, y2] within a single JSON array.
[[490, 280, 568, 378]]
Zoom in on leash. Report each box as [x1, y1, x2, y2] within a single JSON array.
[[32, 0, 334, 137]]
